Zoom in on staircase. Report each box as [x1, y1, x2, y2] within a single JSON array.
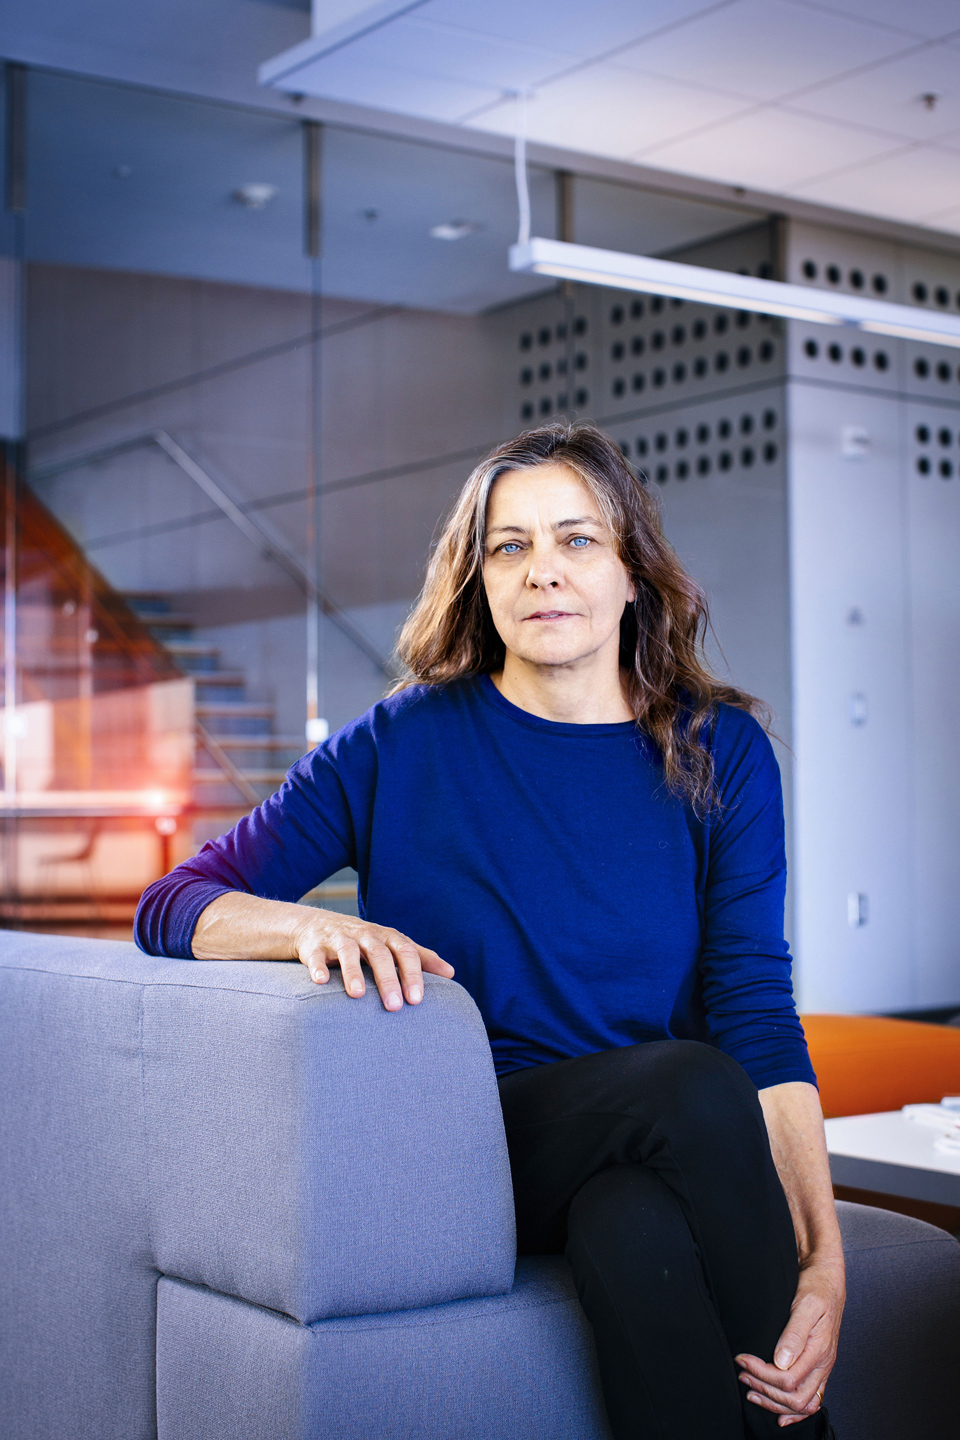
[[123, 595, 307, 816]]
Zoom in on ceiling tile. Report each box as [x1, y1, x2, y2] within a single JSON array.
[[420, 0, 723, 61], [376, 14, 576, 91], [788, 0, 960, 41], [267, 46, 497, 122], [793, 43, 960, 140], [613, 0, 912, 102], [634, 106, 898, 189], [470, 66, 750, 160], [790, 143, 960, 221]]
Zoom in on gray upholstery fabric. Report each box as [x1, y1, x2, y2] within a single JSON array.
[[156, 1257, 614, 1440], [828, 1202, 960, 1440], [141, 964, 516, 1321]]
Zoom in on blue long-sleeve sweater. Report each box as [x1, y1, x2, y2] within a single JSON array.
[[136, 675, 815, 1090]]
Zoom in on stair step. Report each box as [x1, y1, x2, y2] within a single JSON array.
[[197, 702, 274, 718], [213, 736, 306, 751], [193, 672, 247, 687], [194, 769, 287, 785]]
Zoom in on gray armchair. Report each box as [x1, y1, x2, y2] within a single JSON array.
[[1, 931, 958, 1439]]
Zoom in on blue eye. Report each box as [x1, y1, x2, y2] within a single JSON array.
[[500, 542, 522, 554], [570, 536, 591, 548]]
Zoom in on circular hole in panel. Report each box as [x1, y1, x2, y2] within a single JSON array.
[[718, 419, 732, 439], [671, 325, 686, 345], [671, 298, 684, 308], [574, 317, 588, 335], [715, 352, 730, 372], [802, 260, 817, 279], [520, 368, 533, 384], [675, 428, 689, 448], [539, 397, 552, 415], [874, 351, 889, 371], [913, 282, 928, 302], [916, 456, 930, 475], [696, 423, 711, 443], [653, 368, 666, 387], [631, 336, 645, 356], [851, 347, 866, 366], [539, 362, 551, 380], [736, 346, 751, 367], [557, 392, 568, 410], [850, 269, 864, 289], [521, 402, 534, 420], [538, 327, 551, 345], [740, 414, 754, 435], [619, 441, 630, 456], [575, 387, 588, 406], [651, 331, 665, 350], [763, 409, 777, 430], [574, 352, 588, 370], [915, 357, 929, 378], [718, 451, 733, 471], [612, 378, 625, 397], [655, 433, 669, 452], [915, 424, 930, 443], [556, 357, 567, 375], [610, 305, 624, 325], [697, 455, 711, 476], [673, 362, 687, 382], [758, 261, 772, 279], [741, 446, 755, 467], [940, 459, 953, 478], [936, 286, 950, 306], [556, 323, 567, 341], [938, 428, 952, 446], [872, 274, 887, 294], [612, 342, 625, 360], [826, 264, 841, 284], [656, 464, 669, 484], [714, 314, 729, 334], [636, 437, 648, 457], [630, 299, 644, 319], [735, 311, 750, 329], [520, 333, 532, 350], [763, 442, 778, 463], [693, 357, 708, 377], [759, 340, 774, 361], [651, 297, 664, 314], [692, 319, 707, 339], [632, 373, 645, 392], [804, 339, 819, 358], [828, 343, 843, 362], [937, 361, 951, 382], [676, 460, 689, 480]]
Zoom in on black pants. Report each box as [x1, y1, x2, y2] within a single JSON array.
[[498, 1040, 821, 1440]]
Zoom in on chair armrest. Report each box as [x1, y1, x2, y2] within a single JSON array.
[[141, 965, 516, 1324]]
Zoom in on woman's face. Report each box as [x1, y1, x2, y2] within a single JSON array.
[[483, 462, 635, 673]]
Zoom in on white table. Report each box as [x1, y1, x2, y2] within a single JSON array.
[[825, 1110, 960, 1206]]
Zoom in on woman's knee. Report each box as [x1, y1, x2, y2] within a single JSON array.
[[622, 1040, 764, 1150], [567, 1164, 690, 1267]]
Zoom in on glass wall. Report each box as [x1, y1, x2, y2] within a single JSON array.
[[2, 63, 768, 936]]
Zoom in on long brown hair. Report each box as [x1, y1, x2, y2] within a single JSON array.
[[394, 422, 766, 811]]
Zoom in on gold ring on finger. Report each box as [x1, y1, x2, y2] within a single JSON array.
[[815, 1387, 824, 1409]]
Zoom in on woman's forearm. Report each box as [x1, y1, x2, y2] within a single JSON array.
[[757, 1080, 843, 1266], [191, 891, 312, 960]]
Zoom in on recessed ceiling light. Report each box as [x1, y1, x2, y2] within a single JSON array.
[[429, 220, 483, 241], [233, 183, 278, 209]]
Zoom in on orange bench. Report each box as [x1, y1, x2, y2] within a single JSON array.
[[800, 1013, 960, 1119]]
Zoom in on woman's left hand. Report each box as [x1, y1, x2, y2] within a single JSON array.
[[735, 1252, 845, 1425]]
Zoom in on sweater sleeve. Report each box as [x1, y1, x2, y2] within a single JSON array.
[[697, 708, 816, 1091], [134, 733, 365, 959]]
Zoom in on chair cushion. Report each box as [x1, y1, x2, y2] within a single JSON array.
[[801, 1013, 960, 1117]]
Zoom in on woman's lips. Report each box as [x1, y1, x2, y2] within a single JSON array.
[[524, 610, 577, 620]]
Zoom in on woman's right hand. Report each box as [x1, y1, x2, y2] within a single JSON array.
[[293, 907, 454, 1010]]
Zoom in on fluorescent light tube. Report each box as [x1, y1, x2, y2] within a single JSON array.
[[509, 238, 960, 349]]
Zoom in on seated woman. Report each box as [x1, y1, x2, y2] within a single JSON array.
[[137, 422, 843, 1440]]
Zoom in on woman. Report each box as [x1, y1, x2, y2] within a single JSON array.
[[137, 422, 844, 1440]]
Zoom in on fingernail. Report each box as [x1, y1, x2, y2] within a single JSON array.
[[409, 986, 422, 1003], [349, 981, 363, 997], [747, 1394, 762, 1405], [775, 1349, 793, 1369], [385, 992, 402, 1010]]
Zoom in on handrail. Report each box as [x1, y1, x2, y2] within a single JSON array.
[[28, 431, 393, 676]]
